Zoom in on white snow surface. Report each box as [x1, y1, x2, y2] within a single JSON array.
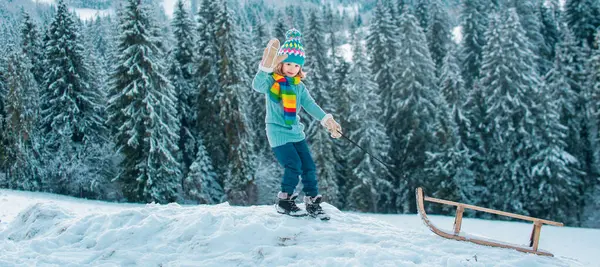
[[0, 189, 597, 266], [71, 8, 113, 21]]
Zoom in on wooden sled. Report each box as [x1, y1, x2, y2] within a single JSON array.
[[415, 187, 563, 256]]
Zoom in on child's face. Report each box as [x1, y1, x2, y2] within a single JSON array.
[[282, 62, 301, 77]]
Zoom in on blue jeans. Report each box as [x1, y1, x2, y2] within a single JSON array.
[[272, 140, 318, 197]]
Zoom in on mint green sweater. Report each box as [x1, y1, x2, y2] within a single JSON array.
[[252, 70, 327, 148]]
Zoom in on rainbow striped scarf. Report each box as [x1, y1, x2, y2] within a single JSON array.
[[269, 73, 301, 125]]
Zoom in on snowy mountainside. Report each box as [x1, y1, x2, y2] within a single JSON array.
[[0, 189, 590, 266]]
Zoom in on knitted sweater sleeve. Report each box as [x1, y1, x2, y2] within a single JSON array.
[[252, 70, 274, 94], [300, 84, 327, 121]]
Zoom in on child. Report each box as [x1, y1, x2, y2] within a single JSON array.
[[252, 28, 341, 220]]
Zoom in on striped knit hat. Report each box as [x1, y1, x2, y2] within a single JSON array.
[[278, 28, 306, 67]]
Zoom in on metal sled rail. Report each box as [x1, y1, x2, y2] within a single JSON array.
[[416, 187, 563, 256]]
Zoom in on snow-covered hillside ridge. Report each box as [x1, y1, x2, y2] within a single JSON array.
[[0, 190, 589, 266]]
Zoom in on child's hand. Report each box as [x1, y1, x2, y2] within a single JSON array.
[[260, 39, 288, 71], [321, 114, 342, 139]]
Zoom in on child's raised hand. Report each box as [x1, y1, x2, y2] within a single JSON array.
[[260, 38, 288, 71]]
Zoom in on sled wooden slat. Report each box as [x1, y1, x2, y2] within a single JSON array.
[[423, 195, 564, 227], [453, 205, 464, 235], [416, 187, 562, 257]]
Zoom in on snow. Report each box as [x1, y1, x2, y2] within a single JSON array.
[[162, 0, 179, 18], [70, 8, 113, 21], [31, 0, 55, 4], [0, 189, 597, 266], [452, 26, 462, 44], [339, 43, 353, 63]]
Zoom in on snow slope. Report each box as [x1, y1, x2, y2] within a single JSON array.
[[0, 189, 595, 266]]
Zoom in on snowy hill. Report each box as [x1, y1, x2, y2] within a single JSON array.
[[0, 189, 595, 266]]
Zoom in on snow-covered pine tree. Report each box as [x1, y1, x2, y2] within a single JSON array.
[[512, 0, 544, 75], [194, 0, 226, 182], [528, 52, 581, 225], [20, 10, 44, 86], [539, 0, 560, 77], [439, 47, 466, 128], [414, 0, 430, 34], [555, 28, 596, 224], [322, 5, 352, 208], [345, 26, 393, 213], [107, 0, 181, 204], [366, 1, 398, 123], [285, 5, 305, 31], [480, 9, 543, 215], [40, 0, 107, 196], [564, 0, 600, 47], [459, 0, 487, 91], [389, 11, 445, 213], [89, 15, 116, 96], [274, 10, 288, 42], [303, 9, 339, 206], [323, 5, 340, 61], [248, 15, 270, 154], [215, 1, 257, 205], [426, 0, 452, 79], [331, 47, 351, 209], [170, 0, 197, 181], [461, 80, 490, 210], [245, 16, 283, 204], [81, 20, 107, 120], [0, 52, 6, 182], [304, 10, 333, 113], [436, 46, 477, 206], [386, 0, 400, 26], [3, 49, 41, 191], [584, 30, 600, 227], [185, 136, 224, 204], [235, 12, 259, 148]]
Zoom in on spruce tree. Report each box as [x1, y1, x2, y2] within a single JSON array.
[[195, 0, 226, 180], [41, 0, 105, 145], [530, 49, 582, 224], [512, 0, 544, 75], [480, 10, 542, 215], [303, 9, 339, 206], [427, 0, 452, 79], [185, 137, 224, 204], [459, 0, 487, 90], [539, 0, 560, 76], [41, 0, 107, 196], [0, 53, 7, 181], [555, 28, 595, 223], [170, 0, 197, 180], [414, 0, 430, 34], [366, 1, 398, 122], [389, 11, 445, 213], [564, 0, 600, 47], [273, 10, 288, 42], [107, 0, 181, 203], [345, 27, 393, 213], [584, 30, 600, 226], [248, 16, 270, 154], [20, 10, 44, 86], [462, 80, 491, 209], [3, 50, 41, 191], [436, 47, 477, 206], [215, 1, 257, 205]]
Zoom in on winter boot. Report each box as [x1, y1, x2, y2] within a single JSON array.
[[304, 195, 330, 221], [276, 192, 308, 217]]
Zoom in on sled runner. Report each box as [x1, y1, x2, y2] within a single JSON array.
[[415, 187, 563, 256]]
